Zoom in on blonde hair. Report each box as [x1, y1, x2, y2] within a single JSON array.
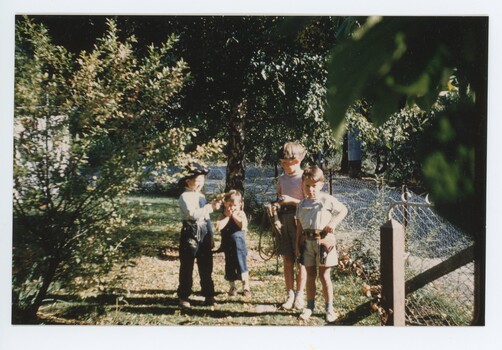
[[302, 166, 324, 183], [223, 190, 243, 208], [278, 142, 306, 161]]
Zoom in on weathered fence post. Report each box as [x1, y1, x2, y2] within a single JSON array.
[[380, 219, 406, 326]]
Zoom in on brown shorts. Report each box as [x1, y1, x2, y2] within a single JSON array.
[[277, 213, 297, 257]]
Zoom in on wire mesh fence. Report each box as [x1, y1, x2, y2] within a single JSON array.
[[389, 199, 475, 326], [331, 176, 475, 326], [206, 166, 478, 325], [328, 174, 476, 326]]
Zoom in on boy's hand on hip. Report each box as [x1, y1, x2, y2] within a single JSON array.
[[324, 225, 335, 233]]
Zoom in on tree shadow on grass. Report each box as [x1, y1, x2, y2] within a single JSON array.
[[39, 293, 288, 325], [328, 300, 375, 326], [119, 304, 286, 320], [40, 291, 374, 325]]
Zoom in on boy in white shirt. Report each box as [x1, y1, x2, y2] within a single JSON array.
[[295, 166, 348, 322], [177, 162, 221, 308]]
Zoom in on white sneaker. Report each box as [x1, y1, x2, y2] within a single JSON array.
[[299, 308, 313, 321], [179, 299, 191, 308], [325, 308, 338, 323], [282, 296, 295, 310], [293, 296, 305, 310]]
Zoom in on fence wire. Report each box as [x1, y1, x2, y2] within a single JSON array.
[[330, 174, 476, 326], [392, 201, 475, 326], [206, 167, 478, 325]]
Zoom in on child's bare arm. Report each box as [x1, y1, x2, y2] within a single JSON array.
[[278, 195, 301, 206], [324, 202, 348, 233], [230, 210, 248, 230], [295, 219, 303, 258]]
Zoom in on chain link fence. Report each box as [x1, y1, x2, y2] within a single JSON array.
[[205, 166, 478, 325], [331, 175, 476, 326], [389, 198, 475, 326]]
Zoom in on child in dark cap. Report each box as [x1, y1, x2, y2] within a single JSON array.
[[177, 162, 221, 308]]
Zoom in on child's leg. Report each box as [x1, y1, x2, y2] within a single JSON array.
[[299, 265, 317, 320], [320, 266, 338, 322], [178, 253, 195, 301], [196, 235, 215, 301], [278, 213, 297, 307], [281, 254, 296, 307], [319, 266, 333, 307], [294, 262, 306, 309], [233, 231, 249, 291], [306, 265, 318, 304]]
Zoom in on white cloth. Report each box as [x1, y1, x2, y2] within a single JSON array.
[[178, 189, 213, 224], [296, 192, 346, 231]]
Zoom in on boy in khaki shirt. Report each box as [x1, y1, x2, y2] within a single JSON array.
[[295, 166, 347, 323]]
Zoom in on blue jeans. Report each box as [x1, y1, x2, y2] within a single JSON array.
[[222, 230, 248, 281], [177, 221, 214, 299]]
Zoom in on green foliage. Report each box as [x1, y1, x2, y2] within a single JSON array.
[[247, 50, 339, 164], [325, 16, 484, 126], [151, 16, 341, 166], [13, 17, 225, 320], [323, 16, 487, 235], [347, 102, 431, 184], [418, 92, 478, 234]]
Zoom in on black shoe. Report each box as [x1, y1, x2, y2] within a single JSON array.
[[204, 296, 216, 306]]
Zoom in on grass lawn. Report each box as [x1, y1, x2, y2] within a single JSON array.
[[38, 194, 381, 326]]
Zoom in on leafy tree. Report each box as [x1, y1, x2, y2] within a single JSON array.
[[319, 16, 487, 324], [13, 17, 224, 322], [182, 17, 344, 189], [346, 103, 431, 183], [27, 16, 346, 191], [323, 16, 487, 237], [119, 16, 341, 190]]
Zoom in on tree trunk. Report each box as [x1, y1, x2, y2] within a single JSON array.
[[340, 132, 348, 174], [18, 255, 60, 323], [225, 98, 246, 193]]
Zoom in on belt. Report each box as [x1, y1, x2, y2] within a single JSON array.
[[302, 229, 327, 240]]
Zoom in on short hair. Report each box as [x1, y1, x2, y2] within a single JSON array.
[[224, 189, 243, 203], [302, 166, 324, 183], [277, 142, 306, 161]]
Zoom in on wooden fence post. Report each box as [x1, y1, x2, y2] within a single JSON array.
[[380, 219, 406, 326]]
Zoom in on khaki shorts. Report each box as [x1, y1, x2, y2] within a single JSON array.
[[302, 235, 338, 267]]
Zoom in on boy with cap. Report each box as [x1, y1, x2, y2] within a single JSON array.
[[177, 162, 221, 308]]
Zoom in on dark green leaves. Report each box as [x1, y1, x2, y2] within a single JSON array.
[[325, 17, 476, 128]]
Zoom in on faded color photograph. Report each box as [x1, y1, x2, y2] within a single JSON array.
[[11, 14, 488, 328]]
